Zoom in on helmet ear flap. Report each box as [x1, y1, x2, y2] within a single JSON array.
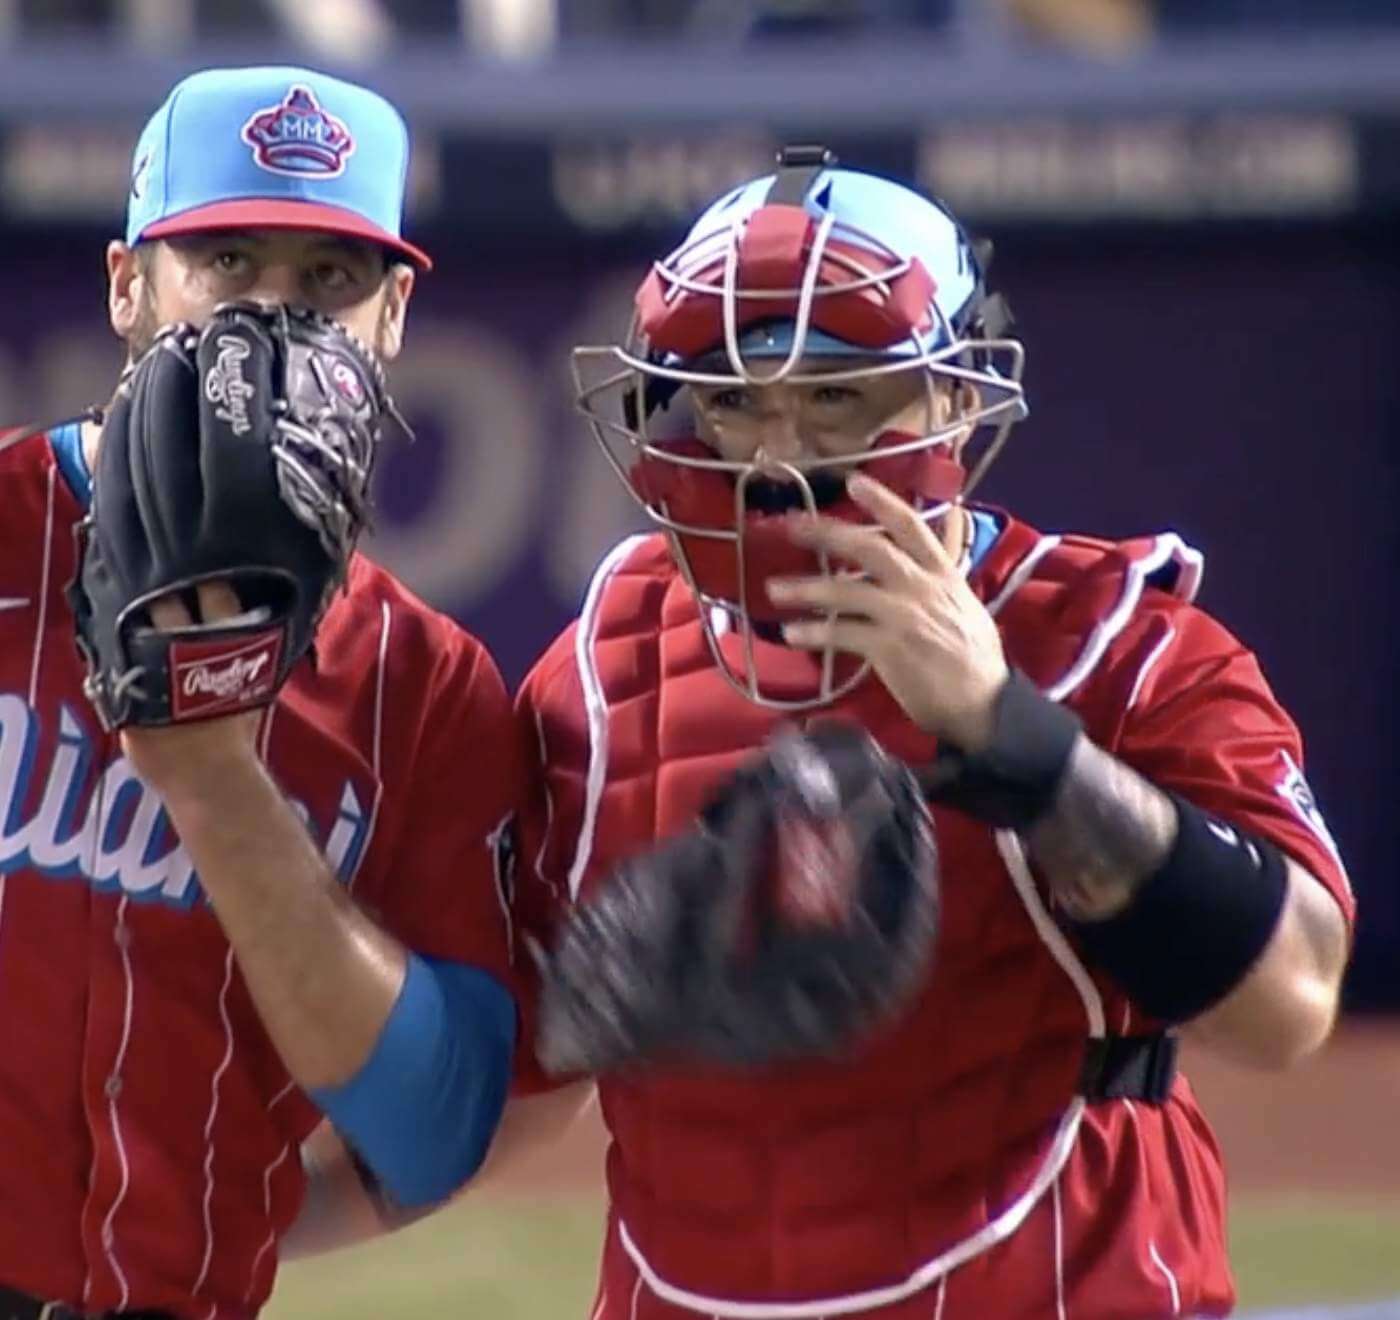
[[962, 232, 1015, 364], [621, 369, 685, 431], [977, 291, 1014, 340], [963, 233, 1012, 338]]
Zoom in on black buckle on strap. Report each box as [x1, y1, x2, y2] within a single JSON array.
[[0, 1285, 175, 1320], [0, 1289, 78, 1320], [767, 144, 837, 207], [1079, 1032, 1179, 1104]]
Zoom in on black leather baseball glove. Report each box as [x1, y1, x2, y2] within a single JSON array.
[[69, 301, 399, 729], [538, 722, 940, 1073]]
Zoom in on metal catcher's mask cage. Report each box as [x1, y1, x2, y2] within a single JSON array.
[[573, 147, 1027, 711]]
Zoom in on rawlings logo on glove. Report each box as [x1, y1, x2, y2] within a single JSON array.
[[170, 631, 284, 719], [67, 302, 401, 729], [205, 333, 257, 435]]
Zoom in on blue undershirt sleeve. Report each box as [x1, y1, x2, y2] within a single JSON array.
[[308, 953, 516, 1208]]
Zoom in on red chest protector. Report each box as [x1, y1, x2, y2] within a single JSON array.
[[524, 515, 1206, 1313]]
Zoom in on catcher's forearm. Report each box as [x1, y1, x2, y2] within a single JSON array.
[[1026, 735, 1345, 1064], [158, 755, 407, 1089], [930, 673, 1344, 1062], [1024, 735, 1176, 919], [924, 672, 1176, 914]]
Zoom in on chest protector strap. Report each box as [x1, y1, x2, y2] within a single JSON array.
[[1079, 1032, 1178, 1104]]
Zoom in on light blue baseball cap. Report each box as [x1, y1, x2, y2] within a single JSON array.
[[126, 65, 431, 270]]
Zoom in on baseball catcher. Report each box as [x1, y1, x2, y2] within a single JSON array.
[[518, 145, 1353, 1320]]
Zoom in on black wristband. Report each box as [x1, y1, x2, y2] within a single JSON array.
[[919, 669, 1082, 829], [1065, 793, 1290, 1024]]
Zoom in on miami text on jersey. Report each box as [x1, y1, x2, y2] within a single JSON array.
[[0, 694, 371, 906]]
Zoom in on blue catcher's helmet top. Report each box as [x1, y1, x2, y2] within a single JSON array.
[[671, 164, 985, 360]]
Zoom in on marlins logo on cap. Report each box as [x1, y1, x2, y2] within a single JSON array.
[[126, 65, 430, 269], [241, 84, 356, 179]]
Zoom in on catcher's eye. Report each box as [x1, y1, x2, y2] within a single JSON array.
[[811, 384, 862, 407], [704, 387, 751, 413]]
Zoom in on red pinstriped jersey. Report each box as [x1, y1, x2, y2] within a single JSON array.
[[0, 427, 532, 1318], [518, 516, 1352, 1320]]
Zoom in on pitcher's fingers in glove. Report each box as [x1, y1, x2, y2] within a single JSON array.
[[147, 596, 193, 629], [194, 580, 244, 624], [69, 302, 396, 729], [147, 580, 241, 630]]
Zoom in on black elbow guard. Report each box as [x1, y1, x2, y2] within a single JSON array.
[[1064, 792, 1290, 1024]]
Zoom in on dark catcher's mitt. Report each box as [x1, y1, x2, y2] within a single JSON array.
[[69, 302, 398, 729], [539, 723, 940, 1074]]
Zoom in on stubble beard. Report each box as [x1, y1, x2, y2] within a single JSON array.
[[126, 280, 162, 362]]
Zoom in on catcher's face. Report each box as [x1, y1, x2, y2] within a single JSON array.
[[688, 361, 974, 467], [106, 228, 414, 362]]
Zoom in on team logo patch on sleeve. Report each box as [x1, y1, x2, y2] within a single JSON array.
[[1275, 750, 1343, 866]]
